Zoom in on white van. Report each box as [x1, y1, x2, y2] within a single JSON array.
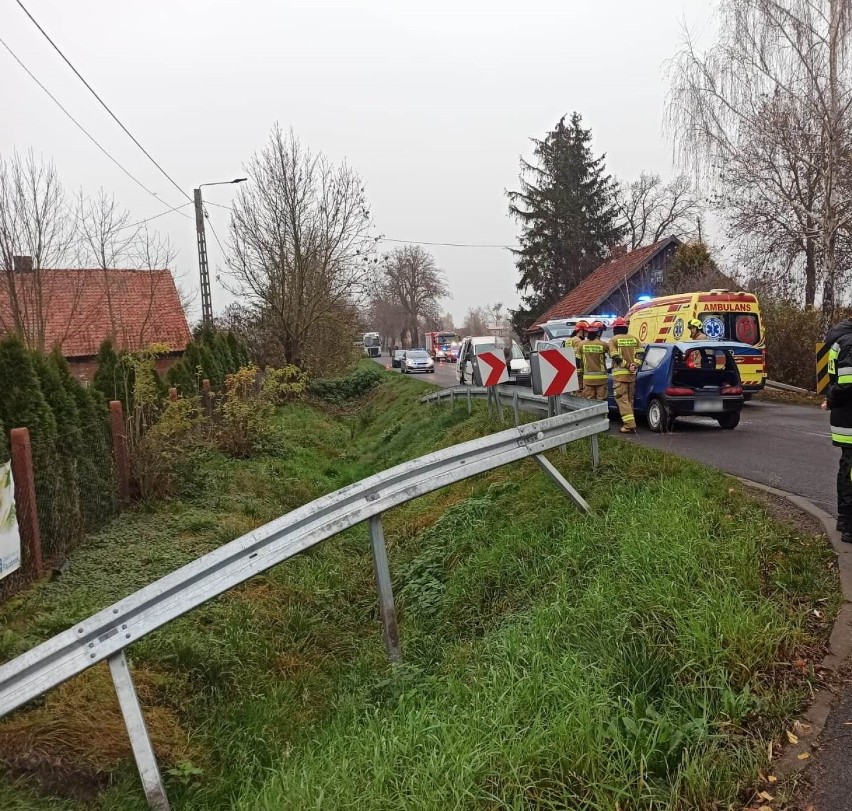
[[456, 336, 531, 385]]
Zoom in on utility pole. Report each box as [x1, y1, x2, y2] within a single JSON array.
[[194, 187, 212, 328], [193, 178, 247, 329]]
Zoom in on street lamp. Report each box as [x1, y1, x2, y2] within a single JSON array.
[[194, 178, 247, 327]]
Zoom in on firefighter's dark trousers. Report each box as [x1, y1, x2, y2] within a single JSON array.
[[839, 446, 852, 535]]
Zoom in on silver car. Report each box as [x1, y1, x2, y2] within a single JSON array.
[[401, 349, 435, 374]]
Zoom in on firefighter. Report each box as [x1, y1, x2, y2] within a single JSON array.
[[687, 318, 708, 340], [581, 321, 608, 400], [822, 317, 852, 543], [608, 317, 644, 433], [570, 320, 589, 390]]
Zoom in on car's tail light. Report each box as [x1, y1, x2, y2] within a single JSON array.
[[722, 385, 743, 396], [665, 387, 694, 396]]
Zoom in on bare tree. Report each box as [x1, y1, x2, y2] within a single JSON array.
[[461, 306, 490, 336], [0, 151, 74, 349], [225, 125, 375, 368], [380, 245, 446, 346], [615, 173, 701, 249], [668, 0, 852, 315]]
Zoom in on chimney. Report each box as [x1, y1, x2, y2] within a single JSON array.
[[13, 255, 33, 272], [609, 245, 627, 261]]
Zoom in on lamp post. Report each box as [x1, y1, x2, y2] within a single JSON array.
[[194, 178, 247, 327]]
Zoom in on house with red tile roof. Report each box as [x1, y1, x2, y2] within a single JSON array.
[[529, 236, 682, 336], [0, 258, 191, 380]]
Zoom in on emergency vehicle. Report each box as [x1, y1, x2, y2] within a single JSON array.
[[425, 331, 461, 362], [626, 290, 766, 396]]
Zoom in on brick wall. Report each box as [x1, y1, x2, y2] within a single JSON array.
[[67, 353, 185, 384]]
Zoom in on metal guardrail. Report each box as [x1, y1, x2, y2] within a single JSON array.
[[420, 383, 597, 416], [0, 401, 608, 810]]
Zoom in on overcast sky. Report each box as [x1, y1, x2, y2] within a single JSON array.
[[0, 0, 715, 324]]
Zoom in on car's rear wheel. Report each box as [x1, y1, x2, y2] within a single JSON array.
[[717, 412, 740, 430], [647, 398, 670, 433]]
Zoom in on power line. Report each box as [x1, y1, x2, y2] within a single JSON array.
[[204, 210, 229, 259], [15, 0, 193, 204], [121, 202, 194, 231], [0, 34, 176, 208], [204, 200, 234, 212], [379, 237, 517, 249]]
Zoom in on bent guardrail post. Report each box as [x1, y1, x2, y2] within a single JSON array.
[[533, 454, 591, 513], [108, 651, 170, 810], [368, 516, 401, 663]]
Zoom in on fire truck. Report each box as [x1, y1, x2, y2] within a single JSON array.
[[424, 331, 460, 362]]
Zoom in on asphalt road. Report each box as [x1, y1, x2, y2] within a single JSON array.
[[376, 354, 837, 515]]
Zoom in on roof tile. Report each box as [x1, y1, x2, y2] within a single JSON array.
[[0, 269, 191, 358], [533, 237, 678, 328]]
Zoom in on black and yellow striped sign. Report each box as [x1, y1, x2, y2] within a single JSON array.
[[817, 341, 830, 394]]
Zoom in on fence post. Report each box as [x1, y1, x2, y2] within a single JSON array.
[[110, 401, 131, 505], [201, 379, 213, 418], [10, 428, 43, 577], [168, 387, 178, 402]]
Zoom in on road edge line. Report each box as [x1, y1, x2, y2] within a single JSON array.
[[739, 477, 852, 774]]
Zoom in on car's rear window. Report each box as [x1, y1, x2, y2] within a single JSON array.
[[408, 351, 429, 358]]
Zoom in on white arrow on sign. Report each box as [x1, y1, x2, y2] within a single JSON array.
[[533, 347, 579, 396], [474, 351, 509, 387]]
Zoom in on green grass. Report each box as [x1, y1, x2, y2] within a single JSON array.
[[0, 368, 839, 810]]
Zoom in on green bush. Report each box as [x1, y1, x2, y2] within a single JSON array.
[[0, 416, 6, 461], [216, 365, 275, 458], [262, 366, 309, 404], [133, 397, 204, 500], [166, 359, 198, 397], [309, 366, 384, 404]]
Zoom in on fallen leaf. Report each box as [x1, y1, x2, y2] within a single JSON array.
[[786, 730, 799, 744], [798, 752, 811, 760], [793, 658, 808, 670], [813, 609, 824, 619], [767, 775, 778, 784], [793, 720, 812, 735], [758, 791, 774, 801]]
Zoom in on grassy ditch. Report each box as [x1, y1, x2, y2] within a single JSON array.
[[0, 369, 840, 810]]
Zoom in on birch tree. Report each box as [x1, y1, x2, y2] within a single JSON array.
[[668, 0, 852, 315]]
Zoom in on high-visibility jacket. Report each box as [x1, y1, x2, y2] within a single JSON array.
[[608, 333, 644, 382], [581, 339, 608, 382], [570, 336, 584, 367], [826, 319, 852, 446]]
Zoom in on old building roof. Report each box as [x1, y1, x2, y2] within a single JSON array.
[[532, 236, 680, 329], [0, 268, 191, 358]]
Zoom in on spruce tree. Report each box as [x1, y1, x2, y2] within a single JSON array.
[[0, 337, 65, 558], [166, 360, 197, 396], [507, 113, 624, 332], [0, 416, 7, 462], [227, 331, 249, 367], [213, 331, 236, 375]]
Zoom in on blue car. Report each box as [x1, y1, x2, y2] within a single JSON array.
[[608, 341, 752, 432]]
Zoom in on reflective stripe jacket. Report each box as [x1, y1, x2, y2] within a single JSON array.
[[608, 334, 644, 382], [570, 337, 584, 369], [581, 339, 608, 382], [826, 319, 852, 446]]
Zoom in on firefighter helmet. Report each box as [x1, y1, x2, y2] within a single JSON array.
[[612, 317, 628, 328], [575, 320, 589, 331], [591, 320, 605, 331]]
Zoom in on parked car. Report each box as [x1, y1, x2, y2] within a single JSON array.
[[456, 336, 531, 385], [391, 349, 406, 368], [610, 341, 748, 432], [401, 349, 435, 374]]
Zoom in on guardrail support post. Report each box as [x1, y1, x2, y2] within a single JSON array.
[[368, 515, 402, 663], [450, 389, 456, 408], [512, 390, 520, 426], [590, 434, 600, 470], [108, 651, 170, 810], [496, 388, 505, 423], [467, 388, 472, 416], [533, 454, 591, 513]]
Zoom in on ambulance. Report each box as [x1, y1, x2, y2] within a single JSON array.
[[626, 290, 767, 397]]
